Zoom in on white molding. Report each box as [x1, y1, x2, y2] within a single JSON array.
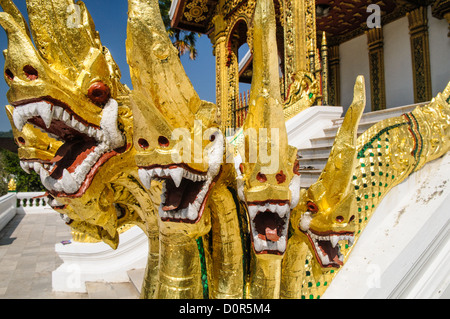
[[286, 106, 343, 149], [52, 226, 148, 293]]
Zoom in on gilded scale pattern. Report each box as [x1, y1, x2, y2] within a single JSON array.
[[0, 0, 449, 299]]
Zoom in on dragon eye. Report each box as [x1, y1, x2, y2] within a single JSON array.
[[306, 201, 318, 213], [88, 81, 111, 106]]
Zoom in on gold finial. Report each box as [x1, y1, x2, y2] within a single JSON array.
[[8, 178, 16, 192]]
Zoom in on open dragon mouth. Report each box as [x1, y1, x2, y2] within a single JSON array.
[[248, 201, 290, 255], [303, 229, 354, 268], [138, 164, 216, 223], [13, 97, 125, 196], [299, 212, 354, 268]]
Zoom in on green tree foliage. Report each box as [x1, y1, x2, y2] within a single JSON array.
[[159, 0, 199, 60], [0, 149, 44, 194]]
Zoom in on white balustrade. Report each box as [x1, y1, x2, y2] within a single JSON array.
[[0, 191, 57, 232], [16, 192, 54, 214]]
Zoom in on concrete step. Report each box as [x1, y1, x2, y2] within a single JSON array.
[[310, 135, 336, 148], [298, 156, 329, 171], [85, 281, 139, 299], [298, 145, 332, 158], [331, 103, 420, 127], [298, 169, 322, 188], [323, 121, 376, 137], [128, 268, 145, 295]]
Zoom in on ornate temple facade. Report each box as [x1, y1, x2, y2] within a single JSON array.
[[169, 0, 450, 130]]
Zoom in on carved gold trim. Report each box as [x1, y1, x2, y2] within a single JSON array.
[[366, 27, 386, 111], [407, 6, 433, 103], [328, 45, 340, 106]]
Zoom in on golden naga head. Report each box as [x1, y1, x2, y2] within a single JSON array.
[[127, 0, 221, 234], [0, 0, 135, 245], [234, 0, 301, 257], [291, 76, 365, 271]]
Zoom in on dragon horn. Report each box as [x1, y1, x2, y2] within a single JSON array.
[[243, 0, 289, 161], [0, 0, 30, 37], [309, 76, 366, 205], [24, 0, 102, 79], [126, 0, 204, 129], [0, 12, 43, 81]]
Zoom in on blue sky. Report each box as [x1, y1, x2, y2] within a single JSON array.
[[0, 0, 218, 132]]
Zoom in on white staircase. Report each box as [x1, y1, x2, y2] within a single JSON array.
[[294, 104, 423, 188]]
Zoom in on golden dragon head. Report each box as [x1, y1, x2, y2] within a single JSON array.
[[290, 76, 365, 271], [0, 0, 136, 246], [233, 0, 301, 257], [127, 0, 221, 236]]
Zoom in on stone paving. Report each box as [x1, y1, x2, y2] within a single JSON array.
[[0, 212, 88, 299]]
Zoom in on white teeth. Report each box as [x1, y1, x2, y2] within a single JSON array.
[[33, 162, 43, 174], [12, 99, 122, 147], [276, 204, 289, 218], [53, 106, 63, 119], [277, 236, 287, 253], [100, 98, 125, 149], [61, 169, 79, 194], [248, 205, 258, 219], [330, 235, 339, 248], [37, 102, 54, 128], [249, 202, 291, 220], [169, 167, 184, 188], [268, 204, 277, 213], [62, 110, 71, 122], [253, 236, 266, 252], [40, 165, 49, 182], [13, 108, 26, 130], [187, 203, 198, 220], [138, 169, 151, 189], [20, 161, 31, 174], [321, 254, 330, 265], [154, 167, 163, 177]]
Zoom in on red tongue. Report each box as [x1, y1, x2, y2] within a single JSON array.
[[265, 227, 280, 242]]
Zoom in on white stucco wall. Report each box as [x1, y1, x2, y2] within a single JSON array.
[[339, 6, 449, 114], [339, 34, 371, 113], [383, 16, 414, 108], [428, 7, 450, 96]]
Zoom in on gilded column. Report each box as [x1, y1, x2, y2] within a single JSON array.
[[292, 0, 308, 74], [321, 32, 329, 105], [227, 35, 240, 131], [328, 44, 340, 106], [407, 6, 432, 103], [212, 14, 231, 132], [367, 27, 386, 111]]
